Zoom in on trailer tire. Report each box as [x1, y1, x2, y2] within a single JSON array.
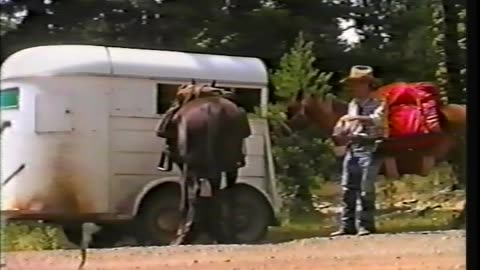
[[135, 184, 272, 245], [136, 186, 188, 245], [221, 185, 272, 244]]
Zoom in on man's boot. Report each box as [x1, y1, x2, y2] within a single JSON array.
[[357, 227, 376, 236], [330, 227, 357, 237]]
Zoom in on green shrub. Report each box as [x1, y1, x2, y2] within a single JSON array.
[[1, 223, 63, 251]]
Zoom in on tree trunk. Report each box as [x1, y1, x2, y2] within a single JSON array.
[[287, 166, 313, 210], [442, 0, 466, 230], [441, 0, 464, 103]]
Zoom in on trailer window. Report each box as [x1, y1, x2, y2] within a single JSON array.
[[155, 84, 262, 114], [0, 87, 19, 110], [156, 84, 180, 114], [231, 88, 261, 113]]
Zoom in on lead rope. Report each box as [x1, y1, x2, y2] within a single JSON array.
[[171, 116, 191, 245], [1, 164, 25, 188]]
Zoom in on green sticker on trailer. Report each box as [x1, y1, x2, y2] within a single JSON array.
[[0, 87, 19, 110]]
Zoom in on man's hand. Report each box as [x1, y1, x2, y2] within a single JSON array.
[[340, 115, 371, 123], [339, 115, 359, 122]]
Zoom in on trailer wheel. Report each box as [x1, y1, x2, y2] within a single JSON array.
[[136, 186, 186, 245], [221, 185, 272, 244]]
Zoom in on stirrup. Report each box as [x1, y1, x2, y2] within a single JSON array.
[[157, 151, 173, 171]]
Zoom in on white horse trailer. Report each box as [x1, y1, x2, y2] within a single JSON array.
[[0, 45, 280, 245]]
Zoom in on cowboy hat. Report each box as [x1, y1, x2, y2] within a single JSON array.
[[340, 65, 380, 85]]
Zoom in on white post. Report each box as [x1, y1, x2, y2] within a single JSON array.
[[260, 87, 268, 117]]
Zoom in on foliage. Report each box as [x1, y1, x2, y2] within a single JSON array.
[[344, 0, 438, 84], [270, 32, 333, 100], [271, 129, 336, 215], [0, 0, 466, 83], [0, 0, 466, 105], [1, 223, 63, 251], [0, 14, 16, 36], [0, 0, 27, 36]]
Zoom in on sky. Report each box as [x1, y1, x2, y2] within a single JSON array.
[[338, 18, 361, 45]]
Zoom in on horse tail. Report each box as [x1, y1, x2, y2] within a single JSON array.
[[206, 104, 219, 178], [177, 115, 188, 213], [172, 109, 199, 245]]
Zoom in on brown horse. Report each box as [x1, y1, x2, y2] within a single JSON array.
[[158, 82, 251, 245], [286, 89, 466, 179]]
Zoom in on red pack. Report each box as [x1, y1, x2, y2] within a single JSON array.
[[377, 82, 442, 138]]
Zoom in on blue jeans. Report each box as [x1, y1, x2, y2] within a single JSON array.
[[340, 144, 381, 230]]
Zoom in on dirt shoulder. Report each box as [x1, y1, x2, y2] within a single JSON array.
[[4, 230, 465, 270]]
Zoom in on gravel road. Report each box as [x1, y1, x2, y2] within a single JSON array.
[[4, 230, 465, 270]]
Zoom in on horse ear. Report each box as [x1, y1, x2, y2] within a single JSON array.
[[295, 89, 304, 101], [191, 79, 196, 85], [211, 80, 216, 87]]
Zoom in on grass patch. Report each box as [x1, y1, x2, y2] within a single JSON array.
[[266, 209, 460, 243], [267, 165, 464, 243], [377, 210, 457, 232]]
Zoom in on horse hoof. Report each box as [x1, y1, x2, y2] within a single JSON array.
[[170, 239, 183, 246]]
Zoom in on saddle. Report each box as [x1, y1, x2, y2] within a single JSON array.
[[155, 84, 233, 138]]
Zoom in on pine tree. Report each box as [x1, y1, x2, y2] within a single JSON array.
[[432, 0, 466, 104], [270, 32, 333, 100], [269, 33, 336, 211]]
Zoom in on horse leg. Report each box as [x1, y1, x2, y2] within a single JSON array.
[[204, 175, 231, 244], [220, 170, 240, 244], [226, 170, 238, 189], [182, 175, 199, 243], [171, 174, 198, 245]]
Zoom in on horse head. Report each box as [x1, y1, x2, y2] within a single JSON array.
[[286, 90, 349, 135]]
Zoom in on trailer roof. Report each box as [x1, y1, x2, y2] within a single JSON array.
[[0, 45, 268, 86]]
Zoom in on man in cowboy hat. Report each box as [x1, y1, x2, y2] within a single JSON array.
[[331, 65, 386, 236]]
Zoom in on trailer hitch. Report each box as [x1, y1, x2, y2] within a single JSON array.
[[1, 121, 26, 187], [0, 120, 11, 134], [1, 164, 26, 187]]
